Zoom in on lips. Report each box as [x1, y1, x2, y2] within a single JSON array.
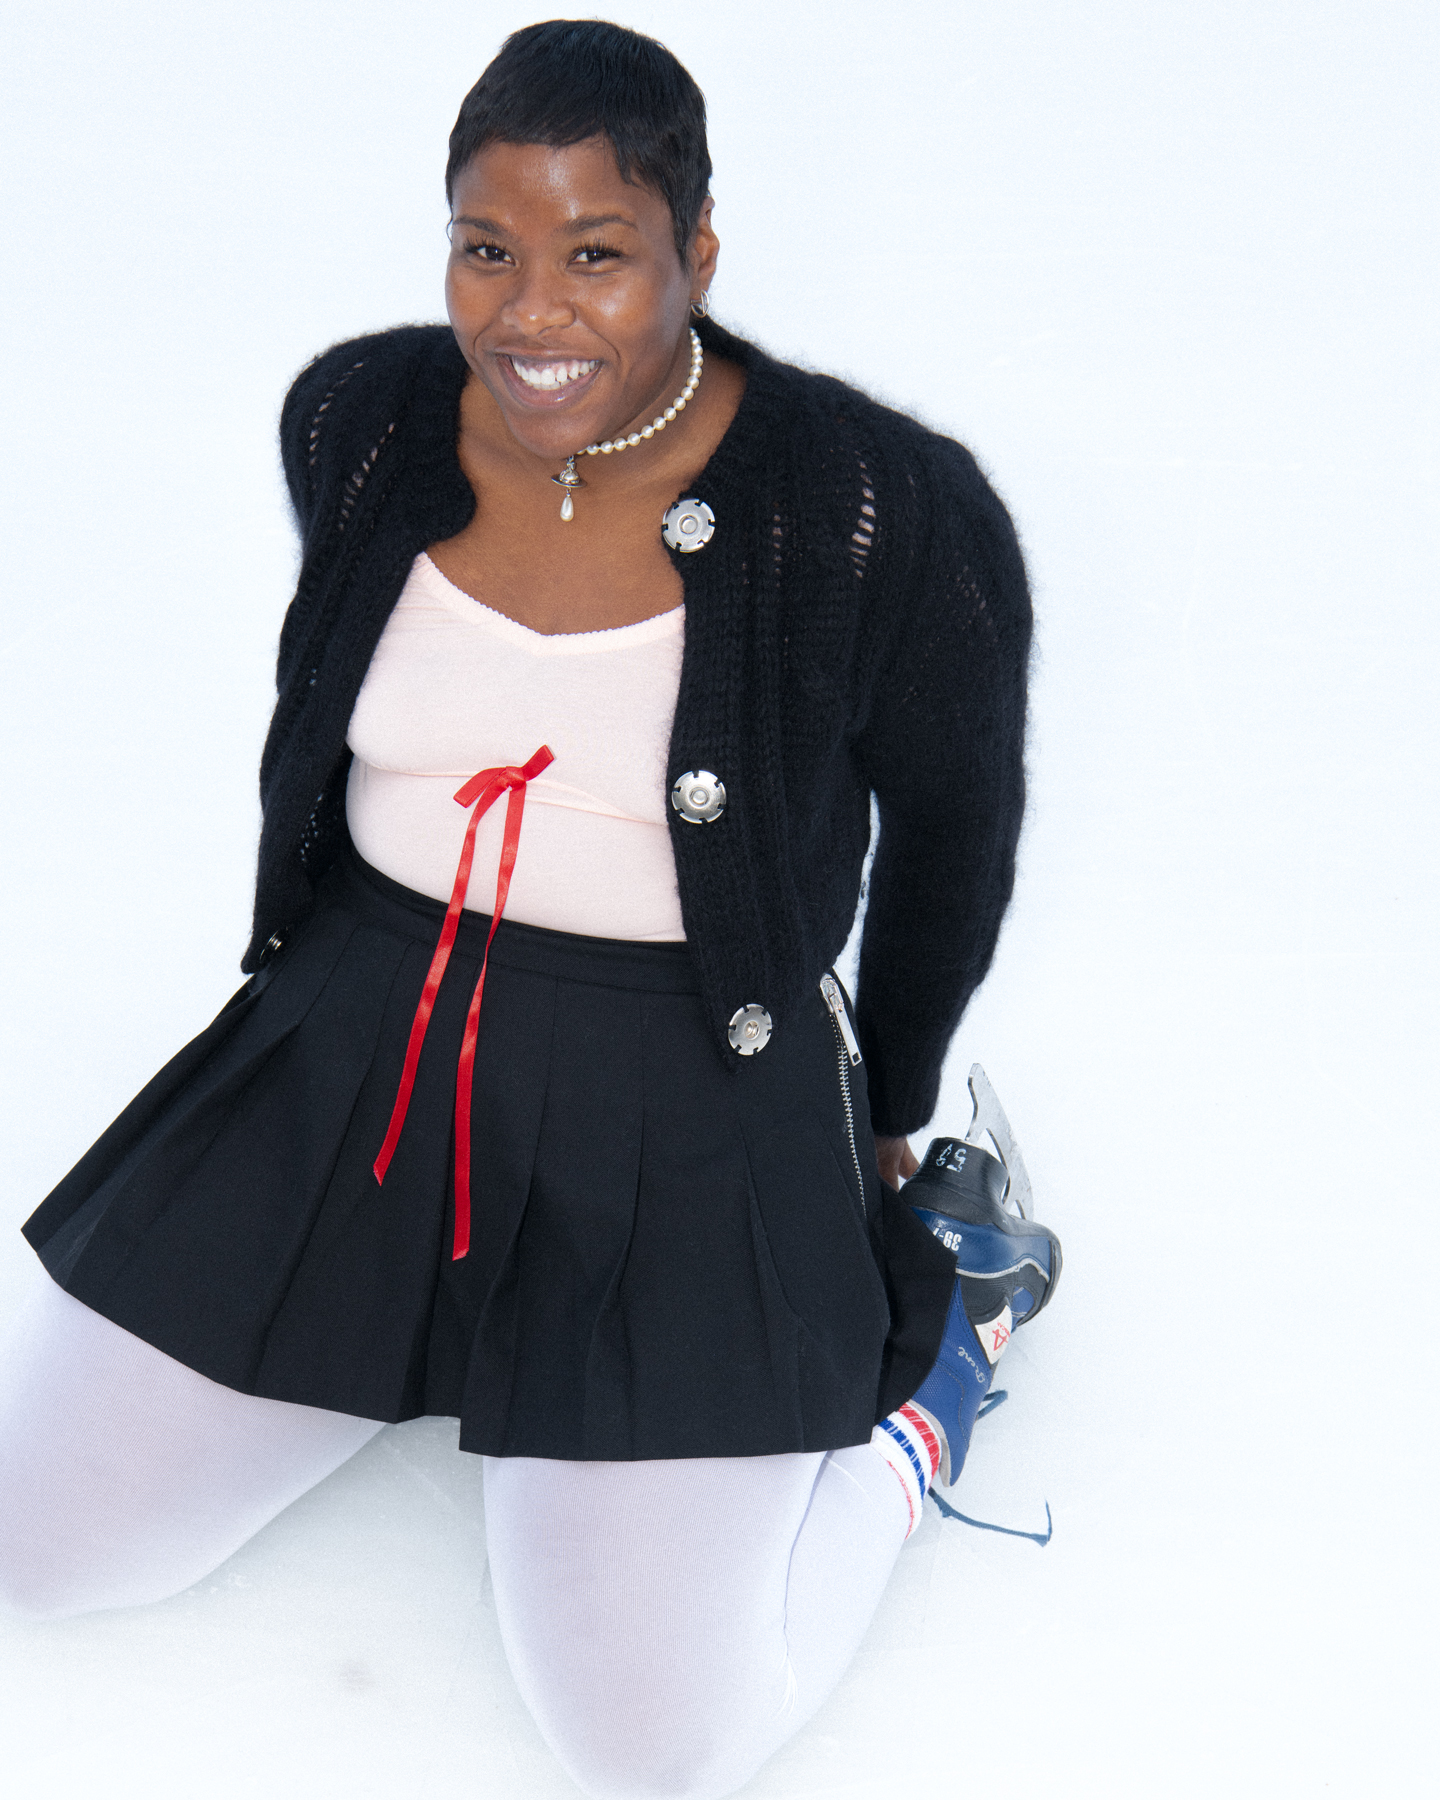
[[496, 352, 602, 408]]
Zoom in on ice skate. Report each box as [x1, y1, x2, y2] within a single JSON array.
[[904, 1065, 1062, 1488]]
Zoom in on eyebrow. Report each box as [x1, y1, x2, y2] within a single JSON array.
[[565, 213, 637, 234], [451, 211, 638, 236]]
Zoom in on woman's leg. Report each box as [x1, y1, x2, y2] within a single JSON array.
[[0, 1271, 384, 1619], [483, 1442, 915, 1800]]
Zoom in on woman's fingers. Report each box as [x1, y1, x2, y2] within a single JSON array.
[[873, 1134, 919, 1189]]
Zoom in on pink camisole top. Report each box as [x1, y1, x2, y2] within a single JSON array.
[[345, 551, 687, 942]]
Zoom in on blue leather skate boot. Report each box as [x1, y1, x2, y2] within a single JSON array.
[[905, 1066, 1062, 1488]]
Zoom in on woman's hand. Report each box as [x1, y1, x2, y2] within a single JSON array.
[[874, 1134, 919, 1191]]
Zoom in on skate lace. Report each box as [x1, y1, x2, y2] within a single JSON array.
[[929, 1492, 1053, 1548], [928, 1394, 1053, 1545]]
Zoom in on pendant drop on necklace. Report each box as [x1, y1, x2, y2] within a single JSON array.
[[552, 456, 584, 522], [549, 327, 705, 524]]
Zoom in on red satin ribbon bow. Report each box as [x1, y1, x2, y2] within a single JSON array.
[[373, 743, 555, 1260]]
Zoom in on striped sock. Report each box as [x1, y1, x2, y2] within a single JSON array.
[[870, 1401, 944, 1538]]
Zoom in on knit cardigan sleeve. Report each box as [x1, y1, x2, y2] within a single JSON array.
[[851, 428, 1032, 1136], [244, 327, 473, 972], [265, 334, 379, 749], [276, 334, 390, 538]]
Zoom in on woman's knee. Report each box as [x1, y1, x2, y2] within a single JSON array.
[[0, 1553, 111, 1622], [0, 1444, 191, 1619], [554, 1725, 772, 1800], [0, 1278, 385, 1622], [0, 1491, 161, 1620], [516, 1653, 784, 1800]]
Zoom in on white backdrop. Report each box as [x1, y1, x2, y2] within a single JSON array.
[[0, 2, 1435, 1795]]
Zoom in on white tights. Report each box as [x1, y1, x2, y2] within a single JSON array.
[[0, 1276, 912, 1800]]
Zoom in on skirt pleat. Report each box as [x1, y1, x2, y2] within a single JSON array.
[[23, 845, 953, 1460]]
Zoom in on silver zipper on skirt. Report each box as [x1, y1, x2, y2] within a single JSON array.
[[820, 972, 867, 1218]]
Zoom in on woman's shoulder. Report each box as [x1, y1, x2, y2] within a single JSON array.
[[708, 320, 1021, 567], [279, 324, 466, 528], [281, 324, 459, 443]]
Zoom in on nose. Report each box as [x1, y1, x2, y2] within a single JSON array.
[[502, 263, 574, 337]]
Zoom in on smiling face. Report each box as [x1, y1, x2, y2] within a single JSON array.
[[445, 136, 717, 465]]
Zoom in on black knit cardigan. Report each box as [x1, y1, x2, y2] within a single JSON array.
[[246, 315, 1032, 1137]]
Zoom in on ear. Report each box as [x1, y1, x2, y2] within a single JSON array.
[[688, 195, 719, 296]]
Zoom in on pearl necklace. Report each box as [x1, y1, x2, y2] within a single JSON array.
[[551, 328, 704, 521]]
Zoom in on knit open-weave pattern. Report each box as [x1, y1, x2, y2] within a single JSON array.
[[249, 316, 1031, 1135]]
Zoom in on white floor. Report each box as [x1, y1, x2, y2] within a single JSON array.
[[0, 3, 1434, 1795]]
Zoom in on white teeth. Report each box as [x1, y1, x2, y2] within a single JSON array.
[[510, 357, 598, 390]]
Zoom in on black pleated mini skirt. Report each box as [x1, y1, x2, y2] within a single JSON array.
[[22, 845, 953, 1461]]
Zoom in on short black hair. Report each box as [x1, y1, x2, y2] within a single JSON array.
[[445, 19, 711, 263]]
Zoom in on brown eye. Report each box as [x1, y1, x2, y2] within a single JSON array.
[[574, 242, 623, 265]]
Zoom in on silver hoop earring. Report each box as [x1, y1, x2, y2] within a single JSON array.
[[691, 291, 711, 319]]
